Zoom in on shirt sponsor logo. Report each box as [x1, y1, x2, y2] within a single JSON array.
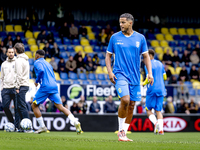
[[116, 42, 124, 45]]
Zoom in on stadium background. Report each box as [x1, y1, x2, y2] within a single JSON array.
[[0, 1, 200, 132]]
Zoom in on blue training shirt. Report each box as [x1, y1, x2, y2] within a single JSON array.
[[145, 59, 166, 96], [107, 31, 148, 85], [34, 58, 58, 93]]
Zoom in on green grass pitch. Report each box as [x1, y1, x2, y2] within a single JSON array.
[[0, 131, 199, 150]]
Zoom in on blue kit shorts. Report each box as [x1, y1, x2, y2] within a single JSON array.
[[115, 80, 141, 101]]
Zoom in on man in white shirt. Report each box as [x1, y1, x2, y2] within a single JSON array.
[[14, 43, 30, 130], [0, 48, 16, 124]]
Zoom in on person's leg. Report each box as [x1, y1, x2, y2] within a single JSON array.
[[31, 91, 50, 134], [50, 93, 82, 134], [17, 86, 29, 119], [54, 103, 78, 125], [155, 96, 164, 134], [2, 89, 14, 123], [115, 80, 130, 132], [118, 95, 130, 129], [124, 101, 135, 134], [124, 85, 141, 134]]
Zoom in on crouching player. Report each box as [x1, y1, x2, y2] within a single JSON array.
[[32, 50, 82, 134], [142, 49, 167, 135]]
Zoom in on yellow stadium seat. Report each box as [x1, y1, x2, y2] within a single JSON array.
[[74, 45, 84, 52], [14, 25, 22, 32], [192, 81, 200, 89], [175, 67, 182, 75], [25, 51, 33, 59], [178, 28, 186, 35], [161, 28, 169, 34], [155, 47, 163, 54], [30, 45, 38, 52], [160, 40, 169, 47], [84, 46, 93, 53], [95, 66, 104, 74], [195, 29, 200, 35], [151, 40, 159, 47], [80, 39, 90, 46], [169, 28, 178, 35], [54, 72, 61, 80], [103, 66, 108, 74], [6, 25, 14, 32], [88, 32, 95, 40], [158, 53, 164, 61], [39, 43, 45, 49], [33, 52, 36, 58], [85, 26, 92, 33], [168, 66, 175, 75], [34, 31, 40, 39], [45, 58, 51, 63], [165, 34, 174, 41], [156, 34, 165, 40], [28, 38, 36, 45], [25, 31, 33, 38], [186, 28, 195, 35]]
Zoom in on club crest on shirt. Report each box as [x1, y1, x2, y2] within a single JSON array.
[[136, 41, 140, 48]]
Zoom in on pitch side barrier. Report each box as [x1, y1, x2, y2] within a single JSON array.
[[0, 113, 199, 132]]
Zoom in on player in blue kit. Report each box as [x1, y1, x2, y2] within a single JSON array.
[[31, 50, 82, 134], [142, 49, 167, 135], [105, 13, 154, 141]]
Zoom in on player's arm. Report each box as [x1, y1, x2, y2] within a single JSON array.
[[34, 62, 44, 85], [105, 52, 117, 84], [143, 52, 154, 85], [105, 35, 117, 84]]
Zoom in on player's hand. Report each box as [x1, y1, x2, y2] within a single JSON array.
[[16, 89, 19, 93], [148, 74, 154, 85], [35, 82, 38, 87], [108, 72, 117, 84]]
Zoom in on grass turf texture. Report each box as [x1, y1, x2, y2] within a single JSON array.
[[0, 131, 199, 150]]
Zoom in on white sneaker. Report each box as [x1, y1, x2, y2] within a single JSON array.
[[154, 122, 159, 135], [34, 126, 48, 134], [74, 122, 82, 135]]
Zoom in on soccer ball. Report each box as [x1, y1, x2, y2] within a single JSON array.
[[4, 122, 15, 132], [20, 118, 32, 130]]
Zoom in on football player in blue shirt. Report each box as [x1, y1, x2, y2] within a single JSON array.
[[105, 13, 154, 141], [31, 50, 82, 134], [142, 49, 167, 135]]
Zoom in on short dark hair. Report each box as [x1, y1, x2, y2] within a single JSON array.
[[148, 49, 155, 57], [36, 49, 45, 56], [14, 43, 25, 54], [120, 13, 134, 23]]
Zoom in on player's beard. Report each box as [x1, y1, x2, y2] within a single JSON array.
[[9, 56, 14, 59], [121, 27, 128, 34]]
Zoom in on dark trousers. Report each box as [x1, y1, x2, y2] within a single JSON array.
[[14, 86, 29, 128], [1, 88, 15, 123]]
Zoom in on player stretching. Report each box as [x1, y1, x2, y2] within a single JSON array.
[[142, 49, 167, 135], [32, 50, 82, 134], [105, 13, 153, 141]]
